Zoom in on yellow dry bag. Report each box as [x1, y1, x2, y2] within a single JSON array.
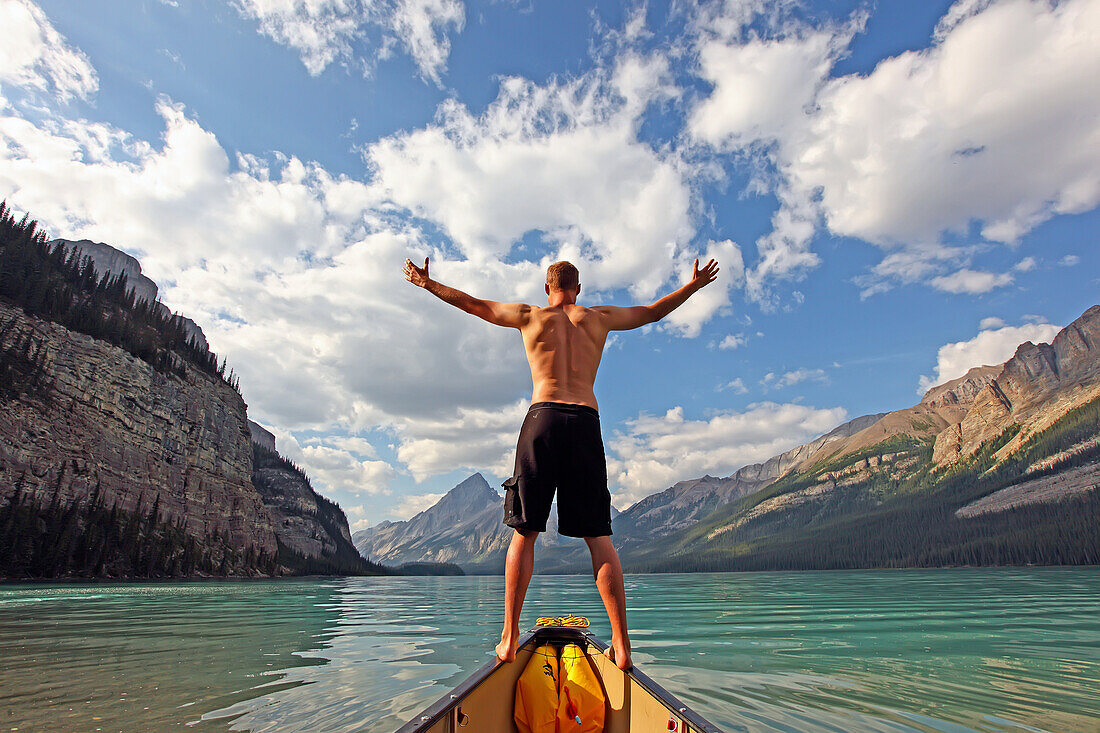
[[557, 643, 606, 733], [514, 644, 560, 733]]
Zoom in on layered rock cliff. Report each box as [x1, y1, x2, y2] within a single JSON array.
[[933, 306, 1100, 464], [0, 300, 277, 574], [1, 216, 376, 577], [248, 420, 277, 451]]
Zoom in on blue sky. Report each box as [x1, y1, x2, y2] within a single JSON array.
[[1, 0, 1097, 528]]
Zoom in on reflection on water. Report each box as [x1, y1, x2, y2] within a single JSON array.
[[1, 568, 1098, 732]]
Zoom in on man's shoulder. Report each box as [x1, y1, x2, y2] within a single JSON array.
[[577, 304, 615, 316], [567, 304, 612, 326]]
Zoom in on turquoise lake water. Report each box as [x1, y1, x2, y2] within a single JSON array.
[[1, 567, 1098, 732]]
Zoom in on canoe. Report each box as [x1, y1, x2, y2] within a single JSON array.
[[396, 624, 723, 733]]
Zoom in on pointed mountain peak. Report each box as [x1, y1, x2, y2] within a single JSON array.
[[388, 472, 501, 539], [447, 472, 493, 498], [419, 473, 499, 517]]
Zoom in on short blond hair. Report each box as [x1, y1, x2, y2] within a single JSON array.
[[546, 261, 579, 291]]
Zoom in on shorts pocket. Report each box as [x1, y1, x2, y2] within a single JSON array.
[[502, 476, 522, 524]]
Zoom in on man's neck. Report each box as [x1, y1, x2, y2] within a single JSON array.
[[546, 290, 577, 308]]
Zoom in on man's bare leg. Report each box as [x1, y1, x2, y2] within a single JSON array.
[[584, 535, 632, 670], [495, 528, 538, 663]]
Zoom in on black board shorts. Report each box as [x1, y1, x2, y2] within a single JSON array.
[[502, 402, 613, 537]]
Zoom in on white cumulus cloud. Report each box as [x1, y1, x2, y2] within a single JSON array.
[[662, 239, 745, 337], [0, 0, 97, 102], [930, 268, 1014, 295], [365, 54, 697, 301], [761, 367, 828, 389], [689, 30, 839, 148], [391, 0, 464, 84], [717, 377, 748, 394], [691, 0, 1100, 302], [391, 491, 446, 519], [717, 332, 746, 350], [267, 429, 395, 497], [395, 400, 529, 483]]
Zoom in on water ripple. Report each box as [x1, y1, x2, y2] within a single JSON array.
[[0, 568, 1097, 732]]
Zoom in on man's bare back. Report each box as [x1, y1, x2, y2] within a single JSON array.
[[520, 304, 605, 408], [402, 256, 719, 671]]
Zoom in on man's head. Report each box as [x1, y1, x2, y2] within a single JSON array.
[[545, 261, 580, 300]]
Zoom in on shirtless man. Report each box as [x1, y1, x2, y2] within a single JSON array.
[[403, 257, 720, 671]]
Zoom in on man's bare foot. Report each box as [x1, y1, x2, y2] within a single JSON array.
[[495, 630, 519, 663], [603, 639, 632, 671]]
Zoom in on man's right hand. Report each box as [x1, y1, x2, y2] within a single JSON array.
[[404, 257, 430, 288], [689, 258, 720, 291]]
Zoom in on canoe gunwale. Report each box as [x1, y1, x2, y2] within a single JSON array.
[[394, 625, 724, 733]]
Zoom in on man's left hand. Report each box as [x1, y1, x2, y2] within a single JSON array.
[[689, 258, 719, 290]]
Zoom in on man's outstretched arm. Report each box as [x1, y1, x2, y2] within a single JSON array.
[[403, 256, 531, 329], [594, 258, 719, 331]]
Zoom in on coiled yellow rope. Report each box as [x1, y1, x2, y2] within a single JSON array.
[[535, 614, 590, 628]]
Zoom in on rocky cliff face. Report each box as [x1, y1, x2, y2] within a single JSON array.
[[248, 420, 277, 451], [251, 442, 366, 573], [0, 301, 277, 571], [933, 306, 1100, 464], [2, 219, 372, 577], [51, 239, 160, 305], [50, 238, 209, 351], [922, 365, 1001, 409], [776, 368, 1000, 473]]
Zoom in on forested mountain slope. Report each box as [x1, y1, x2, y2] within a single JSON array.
[[642, 307, 1100, 572], [0, 204, 382, 578]]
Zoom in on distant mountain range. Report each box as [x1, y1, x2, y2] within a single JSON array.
[[356, 305, 1100, 573]]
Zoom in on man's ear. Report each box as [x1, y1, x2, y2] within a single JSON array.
[[544, 283, 550, 296], [576, 283, 581, 297]]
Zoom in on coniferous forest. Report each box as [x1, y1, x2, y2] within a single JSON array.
[[0, 201, 239, 391], [0, 471, 274, 578]]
